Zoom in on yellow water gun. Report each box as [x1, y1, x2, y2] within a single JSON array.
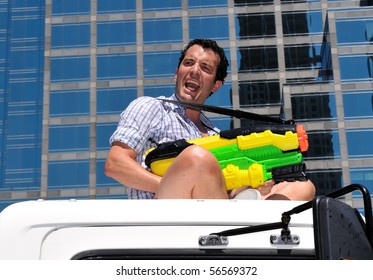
[[145, 124, 309, 190]]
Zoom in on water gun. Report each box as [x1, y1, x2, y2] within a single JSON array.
[[145, 124, 309, 190]]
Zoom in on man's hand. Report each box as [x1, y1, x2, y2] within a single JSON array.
[[228, 180, 275, 199]]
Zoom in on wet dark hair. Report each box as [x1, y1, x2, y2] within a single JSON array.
[[177, 38, 229, 84]]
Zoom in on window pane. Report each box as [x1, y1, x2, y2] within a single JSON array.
[[284, 44, 321, 70], [291, 93, 337, 121], [98, 21, 136, 47], [97, 0, 136, 14], [51, 23, 90, 49], [189, 0, 227, 8], [340, 55, 373, 82], [336, 19, 373, 46], [97, 53, 137, 80], [51, 56, 90, 82], [239, 80, 280, 106], [282, 10, 323, 36], [350, 168, 373, 198], [144, 85, 175, 98], [236, 13, 276, 39], [234, 0, 273, 6], [238, 46, 278, 72], [143, 18, 182, 44], [50, 90, 90, 117], [304, 131, 340, 159], [143, 0, 181, 10], [143, 51, 179, 78], [189, 16, 229, 40], [307, 169, 343, 195], [343, 91, 373, 120], [48, 160, 89, 189], [97, 87, 137, 115], [52, 0, 90, 16], [346, 129, 373, 158], [49, 125, 90, 152]]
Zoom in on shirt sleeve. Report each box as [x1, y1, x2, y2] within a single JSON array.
[[109, 96, 164, 154]]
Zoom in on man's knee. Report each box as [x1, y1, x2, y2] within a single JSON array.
[[178, 145, 219, 167]]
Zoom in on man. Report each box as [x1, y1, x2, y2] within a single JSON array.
[[104, 38, 316, 200]]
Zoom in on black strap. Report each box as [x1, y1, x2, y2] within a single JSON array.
[[159, 98, 294, 125]]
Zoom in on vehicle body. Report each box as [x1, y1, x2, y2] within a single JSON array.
[[0, 184, 372, 260]]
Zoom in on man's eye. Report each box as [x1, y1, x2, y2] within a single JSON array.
[[184, 60, 194, 66], [202, 66, 212, 73]]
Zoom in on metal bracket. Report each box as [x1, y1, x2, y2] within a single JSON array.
[[270, 234, 300, 245], [199, 235, 229, 246]]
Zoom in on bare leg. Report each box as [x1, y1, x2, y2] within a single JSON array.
[[155, 145, 228, 199]]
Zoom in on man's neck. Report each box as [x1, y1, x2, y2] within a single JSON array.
[[185, 108, 208, 135]]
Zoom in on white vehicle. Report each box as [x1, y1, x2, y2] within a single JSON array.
[[0, 184, 371, 260]]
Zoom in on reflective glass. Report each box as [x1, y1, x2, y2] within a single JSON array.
[[97, 0, 136, 14], [336, 19, 373, 45], [189, 0, 227, 8], [343, 91, 373, 120], [96, 158, 123, 187], [11, 18, 42, 39], [51, 23, 90, 49], [285, 44, 322, 70], [206, 82, 232, 108], [50, 89, 90, 117], [49, 125, 90, 152], [96, 123, 118, 151], [346, 129, 373, 158], [282, 10, 323, 36], [304, 130, 340, 159], [143, 0, 181, 10], [234, 0, 273, 6], [97, 53, 137, 80], [307, 169, 343, 195], [350, 168, 373, 198], [9, 82, 41, 102], [97, 87, 137, 115], [48, 160, 89, 189], [291, 93, 337, 120], [210, 117, 233, 131], [340, 55, 373, 82], [143, 51, 179, 78], [7, 146, 39, 169], [144, 85, 175, 98], [7, 113, 39, 135], [189, 16, 229, 40], [50, 56, 90, 82], [143, 18, 182, 44], [97, 21, 136, 47], [52, 0, 90, 16], [235, 13, 275, 39], [239, 80, 280, 106], [238, 46, 278, 72], [10, 49, 41, 70]]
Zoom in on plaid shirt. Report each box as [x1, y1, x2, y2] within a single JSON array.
[[109, 94, 220, 199]]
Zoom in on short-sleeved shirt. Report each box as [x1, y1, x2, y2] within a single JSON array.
[[109, 94, 220, 199]]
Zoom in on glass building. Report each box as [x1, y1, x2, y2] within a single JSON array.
[[0, 0, 372, 211]]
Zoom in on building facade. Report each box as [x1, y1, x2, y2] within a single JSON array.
[[0, 0, 372, 211]]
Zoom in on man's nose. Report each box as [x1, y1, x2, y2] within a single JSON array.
[[190, 63, 201, 76]]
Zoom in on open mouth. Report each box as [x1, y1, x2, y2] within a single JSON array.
[[185, 80, 200, 92]]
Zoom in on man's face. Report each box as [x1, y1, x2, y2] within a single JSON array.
[[175, 44, 222, 104]]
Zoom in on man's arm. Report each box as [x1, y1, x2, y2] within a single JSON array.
[[104, 141, 161, 193]]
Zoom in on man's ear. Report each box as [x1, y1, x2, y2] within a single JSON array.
[[212, 80, 223, 93], [174, 68, 178, 82]]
